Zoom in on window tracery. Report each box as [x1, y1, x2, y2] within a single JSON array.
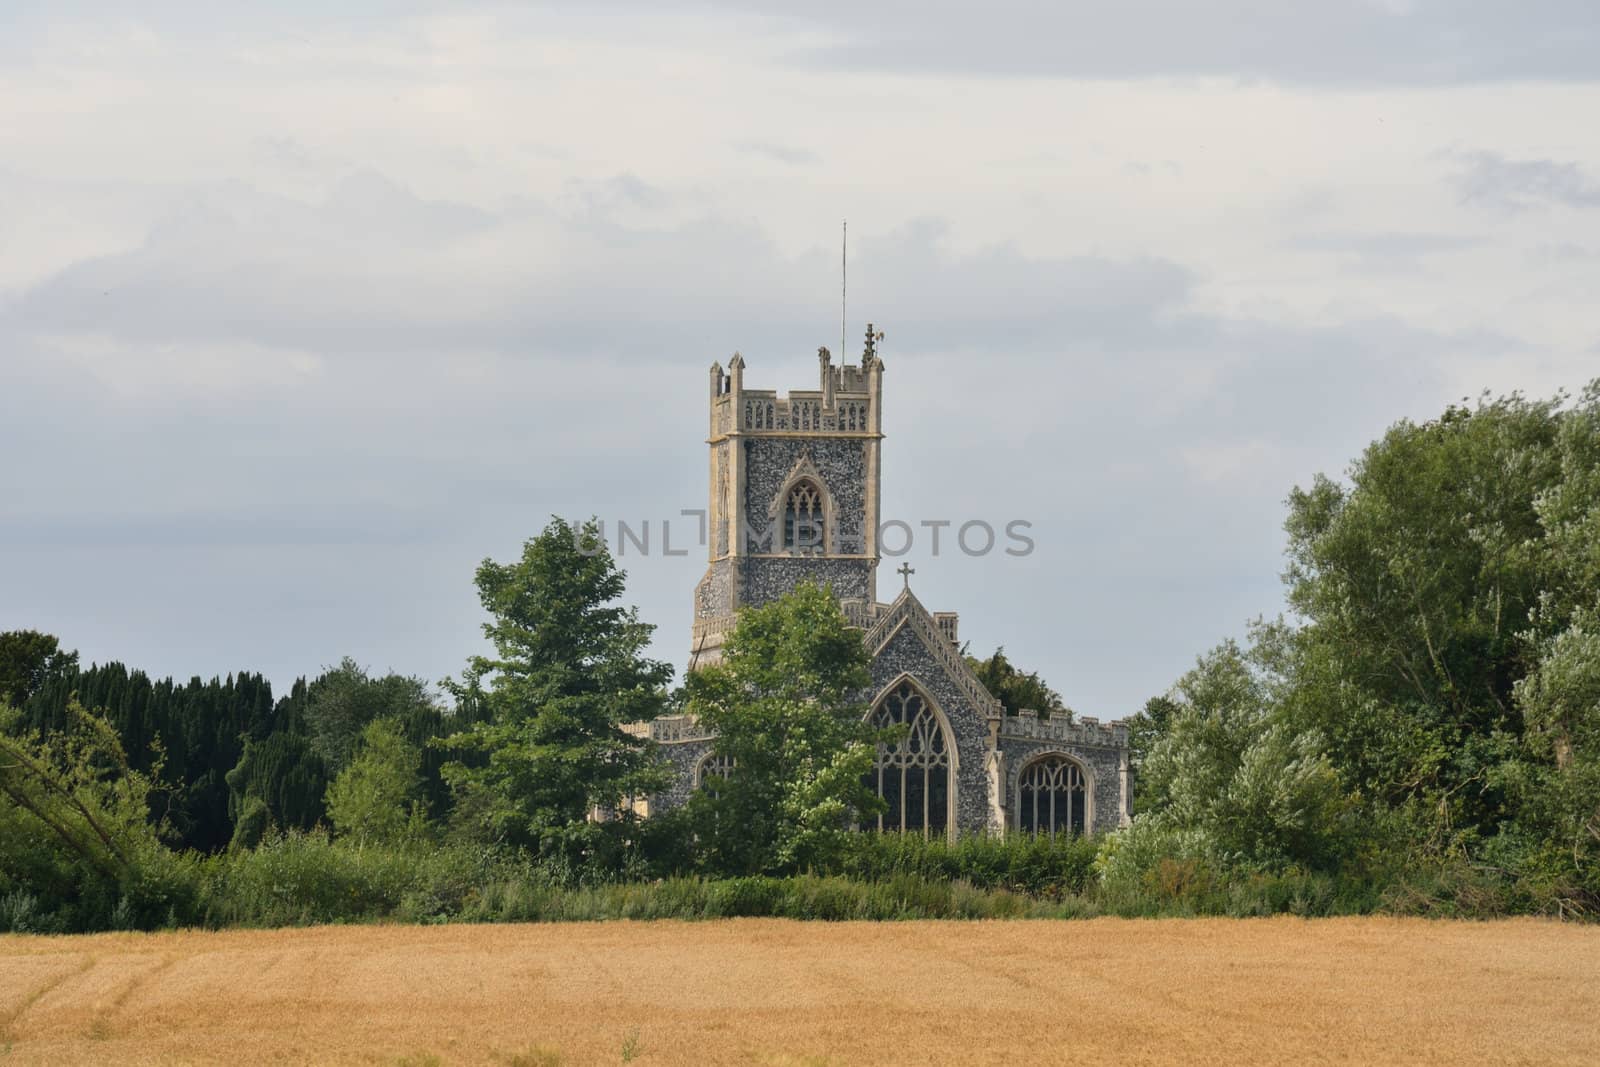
[[866, 681, 951, 837], [1018, 755, 1086, 837]]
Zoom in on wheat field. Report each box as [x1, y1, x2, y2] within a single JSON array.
[[2, 918, 1597, 1065]]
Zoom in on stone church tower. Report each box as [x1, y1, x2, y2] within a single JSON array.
[[691, 327, 885, 669], [633, 328, 1132, 839]]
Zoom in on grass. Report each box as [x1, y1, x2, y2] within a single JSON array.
[[2, 918, 1598, 1065]]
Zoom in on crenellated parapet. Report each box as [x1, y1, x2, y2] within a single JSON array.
[[622, 715, 717, 745], [719, 388, 874, 435], [998, 710, 1129, 750], [707, 325, 884, 442]]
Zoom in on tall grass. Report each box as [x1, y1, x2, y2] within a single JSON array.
[[827, 831, 1099, 896], [5, 828, 1536, 933], [192, 831, 1101, 925]]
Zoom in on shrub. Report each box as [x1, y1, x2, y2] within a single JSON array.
[[831, 831, 1099, 897]]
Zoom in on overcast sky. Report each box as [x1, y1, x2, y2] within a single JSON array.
[[3, 2, 1598, 718]]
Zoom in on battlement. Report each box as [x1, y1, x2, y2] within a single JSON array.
[[999, 711, 1128, 749], [621, 715, 716, 745], [708, 325, 884, 439]]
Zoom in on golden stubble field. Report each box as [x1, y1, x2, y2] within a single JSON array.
[[2, 918, 1597, 1066]]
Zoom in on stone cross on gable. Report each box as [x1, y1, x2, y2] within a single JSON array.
[[897, 562, 914, 589]]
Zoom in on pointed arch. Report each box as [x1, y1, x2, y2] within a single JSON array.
[[1013, 751, 1094, 837], [767, 451, 834, 555], [863, 673, 958, 839], [694, 751, 735, 797]]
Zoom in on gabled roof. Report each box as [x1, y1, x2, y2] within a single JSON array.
[[863, 587, 1003, 720]]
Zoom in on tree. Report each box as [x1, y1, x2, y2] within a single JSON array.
[[965, 646, 1068, 717], [0, 631, 77, 707], [437, 518, 673, 864], [1099, 637, 1352, 893], [1124, 694, 1180, 809], [303, 659, 439, 773], [326, 719, 424, 846], [19, 662, 280, 852], [1282, 392, 1567, 840], [225, 730, 328, 841], [682, 582, 880, 874], [0, 700, 191, 931]]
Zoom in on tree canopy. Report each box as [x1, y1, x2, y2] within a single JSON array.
[[437, 517, 673, 863], [681, 581, 880, 874], [966, 646, 1068, 717]]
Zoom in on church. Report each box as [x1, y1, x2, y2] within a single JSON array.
[[630, 328, 1130, 838]]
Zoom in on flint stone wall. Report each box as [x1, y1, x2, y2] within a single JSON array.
[[996, 729, 1126, 834], [742, 437, 868, 555], [867, 623, 993, 835]]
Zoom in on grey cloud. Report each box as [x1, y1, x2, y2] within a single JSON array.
[[1453, 151, 1600, 212], [1531, 242, 1597, 262], [0, 168, 1548, 719], [4, 1, 1596, 86], [732, 141, 820, 166], [1284, 231, 1483, 270], [653, 0, 1600, 86], [10, 180, 1198, 362]]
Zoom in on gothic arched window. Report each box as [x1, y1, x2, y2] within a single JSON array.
[[695, 752, 735, 797], [866, 681, 952, 837], [1017, 754, 1086, 837], [783, 479, 825, 555]]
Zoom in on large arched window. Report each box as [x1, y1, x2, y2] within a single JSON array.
[[1017, 755, 1087, 837], [866, 681, 951, 837], [783, 479, 825, 554]]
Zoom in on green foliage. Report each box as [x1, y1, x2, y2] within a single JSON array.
[[304, 659, 440, 773], [1124, 695, 1179, 809], [202, 829, 445, 927], [17, 662, 285, 851], [438, 518, 673, 863], [1282, 392, 1567, 836], [965, 646, 1068, 716], [1500, 604, 1600, 915], [225, 729, 328, 842], [831, 831, 1099, 897], [454, 872, 1047, 922], [681, 581, 878, 874], [326, 719, 426, 846], [1273, 383, 1600, 915], [0, 630, 77, 706], [229, 795, 270, 852], [1105, 636, 1354, 893], [0, 700, 201, 932]]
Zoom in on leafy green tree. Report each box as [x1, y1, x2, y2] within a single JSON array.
[[682, 582, 880, 874], [304, 659, 439, 773], [1124, 694, 1180, 809], [438, 518, 673, 864], [965, 646, 1068, 717], [1532, 381, 1600, 626], [20, 663, 279, 852], [1100, 638, 1352, 891], [225, 731, 328, 840], [326, 719, 425, 846], [1501, 604, 1600, 913], [0, 631, 77, 707], [1282, 393, 1567, 840], [0, 700, 192, 931]]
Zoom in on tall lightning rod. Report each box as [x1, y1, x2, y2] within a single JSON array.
[[841, 218, 847, 362]]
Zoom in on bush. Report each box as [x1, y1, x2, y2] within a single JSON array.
[[201, 830, 502, 927], [831, 831, 1099, 897]]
